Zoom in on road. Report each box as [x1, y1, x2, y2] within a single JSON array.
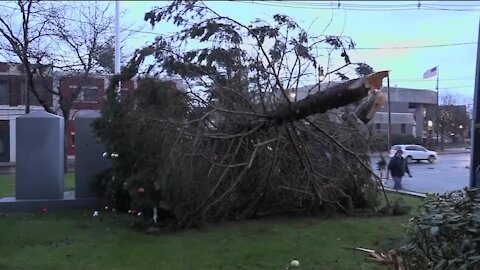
[[0, 154, 471, 195], [371, 153, 471, 194]]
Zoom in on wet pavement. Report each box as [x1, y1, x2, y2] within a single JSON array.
[[0, 154, 473, 195], [371, 153, 471, 194]]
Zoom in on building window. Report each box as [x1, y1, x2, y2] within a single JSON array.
[[71, 85, 98, 101], [71, 132, 75, 147], [375, 123, 381, 130], [401, 124, 406, 134], [0, 81, 9, 105], [408, 103, 416, 109], [30, 82, 43, 106]]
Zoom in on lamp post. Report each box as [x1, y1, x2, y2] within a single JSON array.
[[318, 66, 325, 92], [460, 125, 464, 143], [426, 120, 433, 149], [288, 91, 296, 101], [115, 0, 121, 95]]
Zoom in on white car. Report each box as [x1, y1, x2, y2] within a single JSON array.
[[389, 144, 438, 164]]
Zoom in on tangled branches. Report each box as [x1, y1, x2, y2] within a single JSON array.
[[94, 0, 389, 229]]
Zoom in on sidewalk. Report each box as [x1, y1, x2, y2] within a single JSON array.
[[436, 148, 471, 155]]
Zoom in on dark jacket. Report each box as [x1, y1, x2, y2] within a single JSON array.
[[388, 156, 410, 177]]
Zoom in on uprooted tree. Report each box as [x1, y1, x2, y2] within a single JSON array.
[[94, 0, 389, 229]]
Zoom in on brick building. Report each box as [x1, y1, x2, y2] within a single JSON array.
[[0, 62, 138, 162], [61, 75, 136, 156], [0, 62, 186, 162], [0, 62, 52, 162]]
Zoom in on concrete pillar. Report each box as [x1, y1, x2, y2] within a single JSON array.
[[9, 118, 15, 162], [74, 111, 111, 198], [16, 111, 64, 200], [414, 104, 425, 138]]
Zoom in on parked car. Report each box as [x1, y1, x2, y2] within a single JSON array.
[[389, 144, 438, 164]]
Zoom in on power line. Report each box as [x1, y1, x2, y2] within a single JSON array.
[[283, 1, 480, 8], [393, 77, 475, 82], [0, 2, 476, 57], [352, 42, 477, 50], [238, 1, 418, 11], [0, 3, 176, 38], [242, 1, 480, 12]]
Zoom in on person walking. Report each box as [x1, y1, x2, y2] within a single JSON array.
[[387, 149, 412, 190]]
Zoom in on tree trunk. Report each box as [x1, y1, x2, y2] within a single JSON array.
[[266, 71, 388, 125]]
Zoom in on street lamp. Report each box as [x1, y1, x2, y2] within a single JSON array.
[[319, 67, 325, 81], [318, 66, 325, 92], [288, 91, 296, 100], [428, 120, 433, 129]]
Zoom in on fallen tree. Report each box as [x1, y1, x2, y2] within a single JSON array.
[[94, 0, 390, 229]]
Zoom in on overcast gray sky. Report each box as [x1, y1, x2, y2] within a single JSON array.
[[120, 1, 479, 104]]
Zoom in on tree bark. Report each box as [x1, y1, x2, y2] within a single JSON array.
[[266, 71, 388, 125]]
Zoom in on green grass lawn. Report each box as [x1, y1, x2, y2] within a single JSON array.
[[0, 173, 74, 197], [0, 191, 423, 270]]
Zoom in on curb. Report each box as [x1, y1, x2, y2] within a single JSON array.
[[383, 187, 427, 198], [436, 151, 470, 156]]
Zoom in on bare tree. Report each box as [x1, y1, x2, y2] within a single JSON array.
[[0, 0, 134, 170], [437, 94, 470, 150], [0, 0, 54, 113]]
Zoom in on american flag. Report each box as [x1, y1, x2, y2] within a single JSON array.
[[423, 66, 438, 79]]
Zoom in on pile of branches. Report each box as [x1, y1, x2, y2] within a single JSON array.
[[94, 0, 389, 229]]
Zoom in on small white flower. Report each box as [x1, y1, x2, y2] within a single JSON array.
[[290, 260, 300, 268], [128, 210, 132, 214], [137, 212, 142, 216], [93, 211, 99, 217], [104, 206, 109, 210], [111, 153, 119, 158]]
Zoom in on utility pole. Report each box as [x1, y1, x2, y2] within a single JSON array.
[[436, 66, 440, 150], [470, 18, 480, 188]]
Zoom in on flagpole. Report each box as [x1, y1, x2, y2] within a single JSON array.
[[115, 0, 121, 95], [436, 65, 440, 150]]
